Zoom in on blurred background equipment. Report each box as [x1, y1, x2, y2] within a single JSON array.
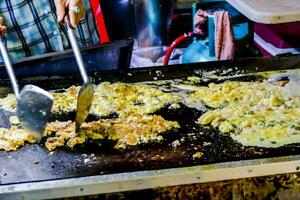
[[225, 0, 300, 57], [166, 0, 255, 65], [0, 39, 134, 79], [99, 0, 177, 67], [254, 22, 300, 56], [99, 0, 135, 41], [132, 0, 175, 48]]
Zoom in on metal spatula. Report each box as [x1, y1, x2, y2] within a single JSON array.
[[65, 17, 95, 131], [0, 36, 53, 140]]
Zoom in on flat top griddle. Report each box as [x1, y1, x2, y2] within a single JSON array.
[[0, 55, 300, 200]]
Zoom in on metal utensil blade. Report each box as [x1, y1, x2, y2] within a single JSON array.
[[0, 36, 53, 140], [17, 85, 53, 141], [64, 16, 95, 131], [75, 81, 94, 131], [268, 70, 300, 97]]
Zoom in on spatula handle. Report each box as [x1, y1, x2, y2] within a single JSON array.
[[0, 36, 20, 96], [65, 17, 89, 84]]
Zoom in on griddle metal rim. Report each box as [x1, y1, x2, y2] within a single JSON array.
[[1, 154, 300, 199]]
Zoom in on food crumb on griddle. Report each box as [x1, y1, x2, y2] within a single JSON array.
[[187, 76, 202, 83], [180, 137, 185, 143], [9, 116, 19, 125], [83, 158, 90, 164], [193, 152, 204, 160], [203, 142, 212, 147], [168, 103, 181, 110], [171, 140, 181, 148]]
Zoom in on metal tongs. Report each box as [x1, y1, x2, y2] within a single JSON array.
[[64, 17, 94, 131], [0, 36, 53, 141]]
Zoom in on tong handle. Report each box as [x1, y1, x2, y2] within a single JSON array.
[[0, 36, 20, 96], [64, 17, 89, 84]]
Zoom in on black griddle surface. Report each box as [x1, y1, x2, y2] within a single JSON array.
[[1, 56, 300, 185], [1, 124, 300, 185]]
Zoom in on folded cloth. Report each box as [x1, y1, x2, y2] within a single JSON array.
[[194, 9, 209, 27], [214, 11, 234, 60]]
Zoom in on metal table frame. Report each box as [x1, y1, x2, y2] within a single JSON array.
[[1, 154, 300, 199]]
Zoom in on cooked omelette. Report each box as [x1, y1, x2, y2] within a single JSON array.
[[192, 81, 300, 148]]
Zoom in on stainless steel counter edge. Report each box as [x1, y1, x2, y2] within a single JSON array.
[[1, 155, 300, 200]]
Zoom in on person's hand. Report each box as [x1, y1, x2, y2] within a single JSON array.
[[55, 0, 85, 28], [0, 17, 7, 36]]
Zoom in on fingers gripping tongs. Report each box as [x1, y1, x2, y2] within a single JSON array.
[[64, 17, 95, 131], [0, 36, 53, 141]]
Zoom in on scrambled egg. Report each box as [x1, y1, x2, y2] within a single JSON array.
[[2, 76, 299, 151], [0, 82, 181, 117], [51, 86, 79, 113], [194, 81, 300, 148], [90, 82, 181, 117], [44, 115, 180, 151], [0, 82, 181, 152], [44, 120, 104, 151], [0, 94, 17, 110], [51, 82, 180, 117], [0, 82, 181, 151], [0, 114, 179, 152], [0, 127, 36, 151]]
